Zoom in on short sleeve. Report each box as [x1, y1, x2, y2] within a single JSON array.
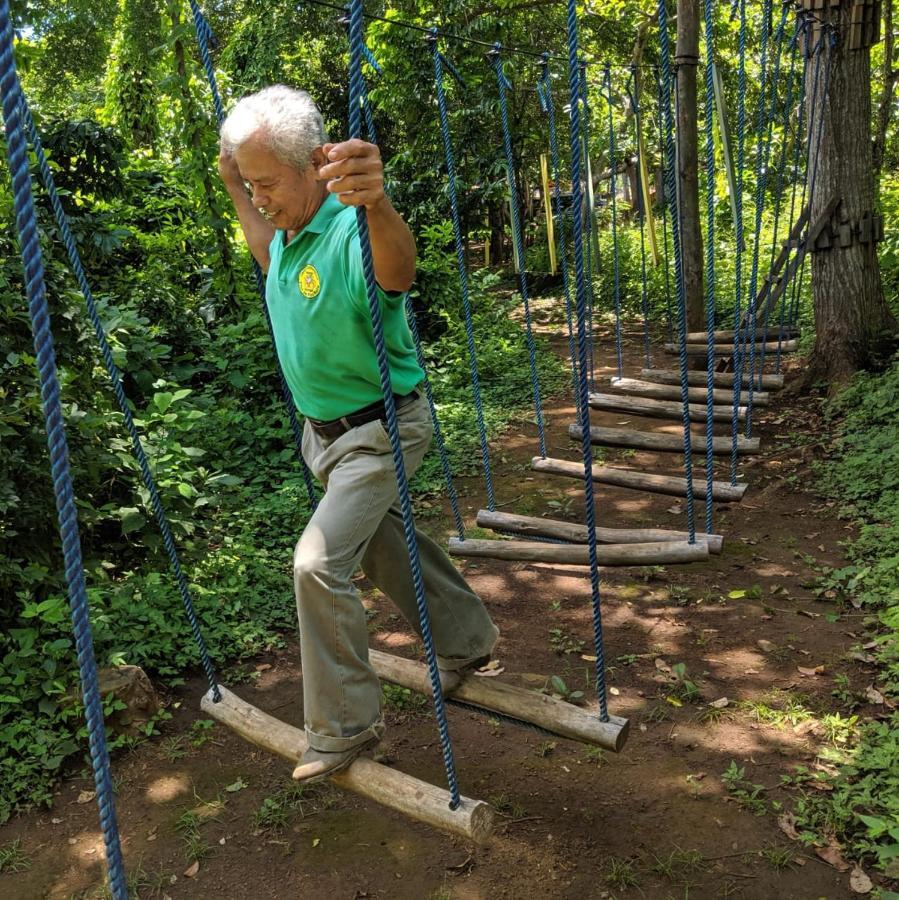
[[340, 213, 408, 317]]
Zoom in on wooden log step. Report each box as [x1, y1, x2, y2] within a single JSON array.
[[569, 424, 760, 458], [589, 392, 745, 424], [476, 508, 723, 554], [640, 368, 785, 391], [201, 686, 494, 842], [608, 376, 770, 407], [683, 327, 798, 342], [531, 456, 748, 502], [448, 536, 709, 567], [369, 650, 630, 753], [663, 340, 798, 356]]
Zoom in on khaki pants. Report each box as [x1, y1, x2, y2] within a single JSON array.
[[296, 393, 499, 752]]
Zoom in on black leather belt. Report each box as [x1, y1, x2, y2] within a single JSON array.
[[308, 387, 421, 440]]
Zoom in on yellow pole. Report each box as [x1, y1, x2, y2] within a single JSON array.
[[540, 153, 557, 275]]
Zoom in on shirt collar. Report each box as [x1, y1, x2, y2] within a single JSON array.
[[283, 193, 344, 246]]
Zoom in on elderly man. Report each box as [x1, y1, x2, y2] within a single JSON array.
[[218, 85, 498, 783]]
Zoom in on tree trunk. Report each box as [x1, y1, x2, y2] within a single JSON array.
[[799, 4, 898, 392], [676, 0, 704, 333]]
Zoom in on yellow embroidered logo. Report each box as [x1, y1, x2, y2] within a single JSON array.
[[298, 264, 320, 299]]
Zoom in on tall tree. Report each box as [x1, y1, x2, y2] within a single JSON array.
[[800, 2, 897, 390]]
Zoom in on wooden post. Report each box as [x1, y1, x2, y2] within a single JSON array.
[[540, 153, 557, 274], [570, 423, 760, 458], [711, 63, 740, 245], [676, 0, 705, 332], [588, 392, 746, 423], [641, 367, 785, 390], [201, 687, 495, 842], [607, 375, 770, 406]]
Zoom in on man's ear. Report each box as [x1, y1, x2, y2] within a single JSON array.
[[311, 145, 330, 170]]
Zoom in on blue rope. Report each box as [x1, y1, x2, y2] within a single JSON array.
[[188, 0, 318, 512], [733, 0, 772, 440], [628, 67, 652, 368], [0, 8, 127, 897], [729, 0, 747, 486], [604, 66, 624, 380], [654, 66, 674, 342], [538, 54, 581, 415], [21, 96, 221, 701], [489, 44, 547, 459], [564, 0, 609, 721], [428, 33, 497, 512], [701, 0, 717, 532], [346, 0, 460, 809], [578, 61, 597, 389], [745, 0, 789, 435], [657, 0, 697, 543]]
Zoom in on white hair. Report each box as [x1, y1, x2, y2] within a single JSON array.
[[220, 85, 328, 171]]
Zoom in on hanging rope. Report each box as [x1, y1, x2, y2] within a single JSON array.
[[564, 0, 609, 722], [604, 65, 624, 380], [489, 44, 547, 458], [188, 0, 318, 511], [578, 61, 598, 389], [654, 66, 674, 342], [428, 34, 497, 513], [728, 0, 747, 486], [346, 0, 461, 809], [628, 66, 652, 368], [0, 8, 127, 897], [657, 0, 697, 543], [538, 54, 581, 414], [701, 0, 717, 532]]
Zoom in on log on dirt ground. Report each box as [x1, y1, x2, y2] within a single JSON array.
[[475, 508, 723, 554], [369, 650, 630, 753], [569, 424, 760, 457], [607, 376, 770, 407], [588, 392, 744, 424], [531, 456, 748, 502], [447, 536, 708, 566], [640, 368, 785, 391], [201, 686, 494, 843], [683, 327, 797, 342]]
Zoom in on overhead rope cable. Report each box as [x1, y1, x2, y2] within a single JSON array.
[[489, 43, 548, 459], [564, 0, 609, 722], [346, 0, 462, 809], [0, 5, 127, 896], [657, 0, 697, 544], [188, 0, 319, 512]]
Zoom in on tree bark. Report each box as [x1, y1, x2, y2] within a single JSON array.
[[676, 0, 704, 333], [798, 4, 898, 392]]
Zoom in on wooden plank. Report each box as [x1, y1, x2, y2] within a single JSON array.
[[369, 650, 630, 753], [531, 456, 748, 502], [570, 423, 760, 457], [641, 368, 784, 390], [607, 376, 770, 407], [201, 687, 494, 843], [589, 392, 745, 424], [683, 328, 797, 343], [475, 508, 724, 554], [448, 536, 709, 567], [663, 340, 798, 356]]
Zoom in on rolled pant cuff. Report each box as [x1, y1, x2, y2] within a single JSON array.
[[306, 717, 385, 753], [437, 627, 500, 672]]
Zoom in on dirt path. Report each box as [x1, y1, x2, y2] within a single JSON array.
[[1, 328, 875, 900]]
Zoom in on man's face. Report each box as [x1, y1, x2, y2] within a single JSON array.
[[234, 133, 321, 231]]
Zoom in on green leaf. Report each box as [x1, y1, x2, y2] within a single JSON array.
[[119, 507, 147, 534]]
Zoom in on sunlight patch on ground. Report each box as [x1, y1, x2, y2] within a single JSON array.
[[145, 772, 191, 804]]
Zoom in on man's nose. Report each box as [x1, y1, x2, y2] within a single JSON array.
[[251, 187, 269, 208]]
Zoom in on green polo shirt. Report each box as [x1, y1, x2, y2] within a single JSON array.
[[265, 193, 424, 421]]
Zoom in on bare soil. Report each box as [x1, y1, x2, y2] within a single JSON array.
[[1, 326, 883, 900]]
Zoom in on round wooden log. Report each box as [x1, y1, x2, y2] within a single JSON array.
[[588, 392, 744, 424], [448, 536, 708, 566], [569, 424, 759, 457], [531, 455, 748, 502], [663, 340, 797, 356], [607, 376, 769, 407], [369, 650, 630, 753], [476, 508, 723, 554], [201, 687, 494, 843], [641, 367, 784, 390], [683, 327, 797, 342]]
